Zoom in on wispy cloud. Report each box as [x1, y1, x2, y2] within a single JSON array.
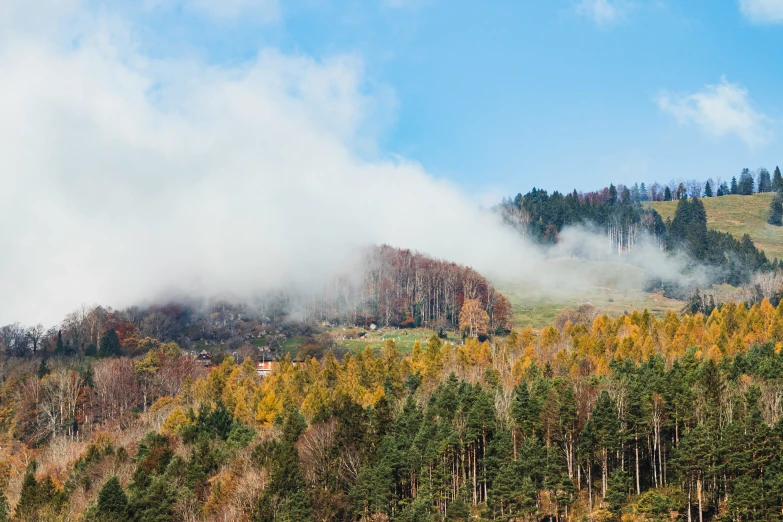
[[146, 0, 281, 23], [657, 77, 773, 149], [576, 0, 630, 26], [739, 0, 783, 24]]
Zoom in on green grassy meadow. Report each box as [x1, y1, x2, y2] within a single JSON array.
[[649, 193, 783, 261]]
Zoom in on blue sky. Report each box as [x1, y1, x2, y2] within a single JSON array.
[[132, 0, 783, 194]]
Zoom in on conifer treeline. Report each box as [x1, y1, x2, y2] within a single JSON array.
[[502, 188, 773, 286], [6, 299, 783, 520]]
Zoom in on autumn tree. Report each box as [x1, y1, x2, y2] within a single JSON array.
[[459, 299, 490, 338]]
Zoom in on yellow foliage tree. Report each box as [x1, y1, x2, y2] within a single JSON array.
[[459, 299, 490, 338]]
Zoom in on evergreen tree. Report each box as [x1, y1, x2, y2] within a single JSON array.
[[631, 183, 641, 203], [585, 391, 620, 498], [608, 184, 617, 204], [96, 476, 129, 521], [669, 197, 708, 259], [37, 359, 50, 379], [676, 182, 687, 199], [605, 467, 632, 516], [731, 176, 738, 194], [769, 191, 783, 226], [773, 166, 783, 191], [738, 168, 754, 195], [14, 463, 64, 522], [758, 167, 772, 192], [664, 186, 672, 201], [639, 182, 648, 202], [703, 180, 713, 197], [55, 330, 64, 354], [98, 329, 121, 357], [0, 489, 8, 522], [14, 466, 40, 521], [130, 477, 177, 522]]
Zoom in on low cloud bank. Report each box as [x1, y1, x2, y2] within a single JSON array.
[[0, 3, 703, 326]]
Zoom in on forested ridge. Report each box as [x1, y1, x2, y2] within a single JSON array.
[[501, 185, 775, 289], [2, 299, 783, 520]]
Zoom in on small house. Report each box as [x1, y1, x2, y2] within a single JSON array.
[[256, 360, 277, 377], [195, 350, 212, 367]]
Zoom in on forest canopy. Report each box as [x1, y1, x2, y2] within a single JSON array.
[[2, 299, 783, 520]]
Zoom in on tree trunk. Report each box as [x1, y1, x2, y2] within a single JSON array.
[[588, 461, 593, 514]]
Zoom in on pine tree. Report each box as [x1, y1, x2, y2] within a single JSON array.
[[703, 180, 713, 197], [0, 489, 9, 522], [55, 330, 64, 354], [14, 466, 39, 521], [585, 391, 620, 498], [96, 476, 129, 521], [605, 467, 632, 516], [631, 183, 641, 203], [98, 329, 121, 357], [738, 168, 754, 195], [769, 191, 783, 226], [731, 176, 738, 194], [758, 168, 772, 192], [676, 182, 687, 199], [773, 166, 783, 191], [37, 359, 49, 379], [664, 186, 672, 201]]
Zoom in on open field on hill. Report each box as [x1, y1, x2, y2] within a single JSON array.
[[330, 327, 442, 353], [493, 257, 685, 328], [649, 193, 783, 261]]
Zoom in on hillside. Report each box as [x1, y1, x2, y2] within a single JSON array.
[[494, 258, 686, 328], [650, 193, 783, 261]]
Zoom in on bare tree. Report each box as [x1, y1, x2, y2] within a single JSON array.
[[686, 180, 703, 199], [648, 182, 663, 201], [141, 312, 174, 340], [0, 323, 28, 357], [26, 324, 45, 354]]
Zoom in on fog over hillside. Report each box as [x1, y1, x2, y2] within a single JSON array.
[[0, 1, 700, 325]]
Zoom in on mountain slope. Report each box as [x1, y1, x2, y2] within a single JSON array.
[[650, 193, 783, 261]]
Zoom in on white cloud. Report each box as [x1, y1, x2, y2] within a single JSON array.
[[0, 1, 707, 326], [576, 0, 629, 25], [657, 77, 773, 148], [739, 0, 783, 23], [0, 5, 526, 324]]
